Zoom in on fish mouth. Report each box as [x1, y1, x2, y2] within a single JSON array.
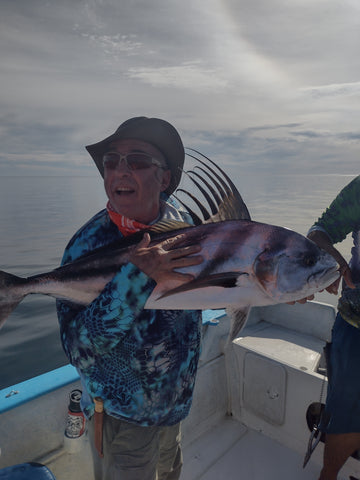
[[307, 264, 340, 288]]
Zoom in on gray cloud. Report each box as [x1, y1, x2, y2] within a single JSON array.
[[301, 82, 360, 98], [222, 0, 360, 84], [0, 0, 359, 178]]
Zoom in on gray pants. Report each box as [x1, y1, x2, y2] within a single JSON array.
[[87, 414, 182, 480]]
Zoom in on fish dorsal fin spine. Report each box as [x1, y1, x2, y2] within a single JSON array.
[[177, 149, 251, 224], [148, 220, 192, 234]]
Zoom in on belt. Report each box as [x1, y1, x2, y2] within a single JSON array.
[[93, 397, 104, 458]]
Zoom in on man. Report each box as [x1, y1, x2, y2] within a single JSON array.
[[57, 117, 203, 480], [307, 175, 360, 480]]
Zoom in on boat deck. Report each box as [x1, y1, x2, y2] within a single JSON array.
[[43, 414, 320, 480], [181, 415, 320, 480], [2, 303, 360, 480]]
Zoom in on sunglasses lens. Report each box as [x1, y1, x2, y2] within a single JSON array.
[[103, 153, 120, 169], [126, 154, 154, 170], [103, 152, 158, 170]]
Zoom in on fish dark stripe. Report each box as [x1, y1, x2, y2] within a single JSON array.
[[158, 272, 241, 300], [195, 223, 254, 279]]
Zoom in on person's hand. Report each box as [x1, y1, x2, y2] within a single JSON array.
[[128, 232, 203, 284], [287, 294, 314, 305], [326, 263, 355, 293]]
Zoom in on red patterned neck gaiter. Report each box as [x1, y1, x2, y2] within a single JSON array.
[[106, 201, 149, 236]]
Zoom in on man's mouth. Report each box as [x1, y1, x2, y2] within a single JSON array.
[[115, 187, 135, 195]]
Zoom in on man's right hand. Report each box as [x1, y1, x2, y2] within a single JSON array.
[[128, 233, 203, 284]]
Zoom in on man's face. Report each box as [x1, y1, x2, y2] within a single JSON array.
[[103, 139, 171, 224]]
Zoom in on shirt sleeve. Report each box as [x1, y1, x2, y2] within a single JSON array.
[[57, 262, 156, 368], [309, 176, 360, 244], [56, 212, 156, 368]]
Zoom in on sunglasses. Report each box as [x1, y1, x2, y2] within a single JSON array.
[[102, 152, 166, 171]]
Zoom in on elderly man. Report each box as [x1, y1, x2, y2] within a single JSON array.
[[57, 117, 203, 480]]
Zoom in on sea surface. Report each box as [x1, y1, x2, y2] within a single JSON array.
[[0, 172, 355, 389]]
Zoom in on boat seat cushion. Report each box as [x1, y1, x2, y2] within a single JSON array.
[[0, 462, 56, 479]]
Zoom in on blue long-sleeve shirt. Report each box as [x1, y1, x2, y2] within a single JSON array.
[[57, 202, 202, 426]]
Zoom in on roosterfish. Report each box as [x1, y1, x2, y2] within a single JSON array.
[[0, 150, 339, 341]]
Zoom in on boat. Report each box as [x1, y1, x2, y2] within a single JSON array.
[[1, 301, 359, 479]]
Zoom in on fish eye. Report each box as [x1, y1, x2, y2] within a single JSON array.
[[302, 254, 317, 267]]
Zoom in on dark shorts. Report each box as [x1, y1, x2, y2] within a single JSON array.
[[323, 313, 360, 434]]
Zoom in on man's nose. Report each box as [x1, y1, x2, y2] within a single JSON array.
[[114, 158, 131, 172]]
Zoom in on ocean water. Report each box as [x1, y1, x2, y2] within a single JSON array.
[[0, 176, 107, 388], [0, 172, 355, 388]]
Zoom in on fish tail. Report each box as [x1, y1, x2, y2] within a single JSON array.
[[0, 270, 26, 329]]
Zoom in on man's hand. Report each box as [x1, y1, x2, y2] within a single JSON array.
[[129, 233, 203, 284]]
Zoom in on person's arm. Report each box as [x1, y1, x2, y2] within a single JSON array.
[[289, 178, 360, 304], [307, 177, 360, 292], [57, 262, 155, 368]]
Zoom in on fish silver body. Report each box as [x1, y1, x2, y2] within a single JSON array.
[[0, 219, 338, 330], [145, 220, 339, 309]]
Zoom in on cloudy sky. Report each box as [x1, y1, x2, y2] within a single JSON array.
[[1, 0, 359, 177]]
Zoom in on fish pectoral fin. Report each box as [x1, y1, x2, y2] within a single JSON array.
[[158, 272, 246, 299], [225, 306, 251, 343]]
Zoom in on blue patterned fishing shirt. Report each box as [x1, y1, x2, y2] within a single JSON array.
[[309, 175, 360, 328], [57, 200, 202, 426]]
